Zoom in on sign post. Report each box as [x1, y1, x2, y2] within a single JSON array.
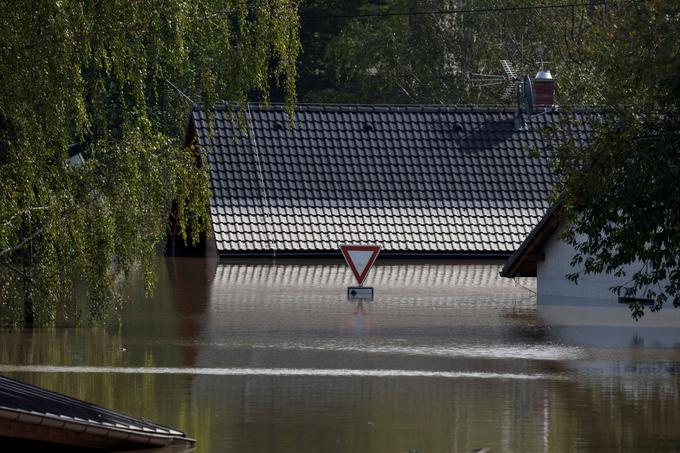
[[339, 244, 381, 300]]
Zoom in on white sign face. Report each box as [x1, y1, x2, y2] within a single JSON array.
[[339, 244, 381, 286], [346, 250, 374, 276]]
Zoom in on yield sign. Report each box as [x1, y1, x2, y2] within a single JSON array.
[[339, 244, 381, 286]]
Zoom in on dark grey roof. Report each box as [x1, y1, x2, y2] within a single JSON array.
[[0, 375, 194, 448], [190, 104, 591, 257]]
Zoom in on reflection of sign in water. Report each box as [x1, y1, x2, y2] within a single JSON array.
[[352, 301, 368, 339], [340, 244, 380, 299]]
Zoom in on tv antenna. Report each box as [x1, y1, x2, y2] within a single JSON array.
[[469, 59, 516, 98], [469, 59, 534, 130]]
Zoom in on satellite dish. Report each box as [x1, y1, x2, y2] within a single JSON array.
[[523, 75, 534, 115]]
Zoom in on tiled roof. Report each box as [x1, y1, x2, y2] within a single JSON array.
[[0, 375, 194, 448], [190, 104, 592, 257]]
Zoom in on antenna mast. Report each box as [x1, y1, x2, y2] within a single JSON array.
[[469, 59, 534, 131]]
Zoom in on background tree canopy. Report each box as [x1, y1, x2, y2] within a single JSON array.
[[297, 0, 598, 104], [0, 0, 300, 326]]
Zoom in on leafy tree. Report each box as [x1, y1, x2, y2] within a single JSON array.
[[305, 0, 580, 104], [295, 0, 365, 102], [553, 0, 680, 318], [0, 0, 300, 326]]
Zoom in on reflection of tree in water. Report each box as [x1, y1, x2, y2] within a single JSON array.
[[0, 327, 125, 369], [549, 374, 680, 451], [166, 257, 217, 366], [508, 314, 680, 451], [0, 328, 128, 415], [0, 319, 213, 449], [207, 370, 569, 452], [631, 333, 645, 348]]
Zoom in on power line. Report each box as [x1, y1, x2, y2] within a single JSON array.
[[301, 1, 607, 20], [166, 79, 196, 105]]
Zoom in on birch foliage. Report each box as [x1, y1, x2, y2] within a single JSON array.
[[0, 0, 300, 325]]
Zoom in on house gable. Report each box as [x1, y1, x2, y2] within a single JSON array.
[[503, 201, 671, 304]]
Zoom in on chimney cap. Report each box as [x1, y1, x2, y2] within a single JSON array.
[[535, 69, 553, 80]]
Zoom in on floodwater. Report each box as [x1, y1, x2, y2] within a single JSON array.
[[1, 258, 680, 452]]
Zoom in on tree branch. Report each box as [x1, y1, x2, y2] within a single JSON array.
[[0, 221, 53, 259]]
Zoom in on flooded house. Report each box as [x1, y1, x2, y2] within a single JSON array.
[[500, 198, 673, 307], [500, 199, 679, 346], [169, 101, 593, 259]]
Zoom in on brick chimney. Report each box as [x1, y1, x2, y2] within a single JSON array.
[[533, 69, 555, 108]]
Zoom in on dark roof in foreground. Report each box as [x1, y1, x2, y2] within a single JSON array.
[[188, 104, 592, 257], [500, 198, 564, 278], [0, 375, 195, 450]]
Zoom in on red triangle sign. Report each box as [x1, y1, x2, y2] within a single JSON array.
[[339, 244, 381, 286]]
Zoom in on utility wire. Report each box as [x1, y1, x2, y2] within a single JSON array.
[[166, 79, 196, 105], [301, 1, 608, 20]]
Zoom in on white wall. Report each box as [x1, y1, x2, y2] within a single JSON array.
[[536, 227, 668, 303], [535, 228, 678, 340]]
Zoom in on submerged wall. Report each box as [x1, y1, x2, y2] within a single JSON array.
[[536, 227, 670, 303]]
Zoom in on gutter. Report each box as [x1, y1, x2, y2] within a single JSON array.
[[217, 250, 513, 260]]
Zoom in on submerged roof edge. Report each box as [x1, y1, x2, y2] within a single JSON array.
[[0, 407, 196, 448], [218, 250, 512, 260]]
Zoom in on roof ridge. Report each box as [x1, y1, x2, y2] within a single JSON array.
[[197, 103, 602, 114], [202, 103, 515, 111]]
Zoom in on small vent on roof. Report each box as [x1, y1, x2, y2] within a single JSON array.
[[452, 123, 465, 134], [273, 122, 285, 131], [362, 122, 375, 132]]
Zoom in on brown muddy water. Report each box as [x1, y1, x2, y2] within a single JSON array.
[[1, 258, 679, 452]]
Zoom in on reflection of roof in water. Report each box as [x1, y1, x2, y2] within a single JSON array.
[[208, 262, 536, 310], [214, 262, 530, 289], [189, 262, 541, 374]]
